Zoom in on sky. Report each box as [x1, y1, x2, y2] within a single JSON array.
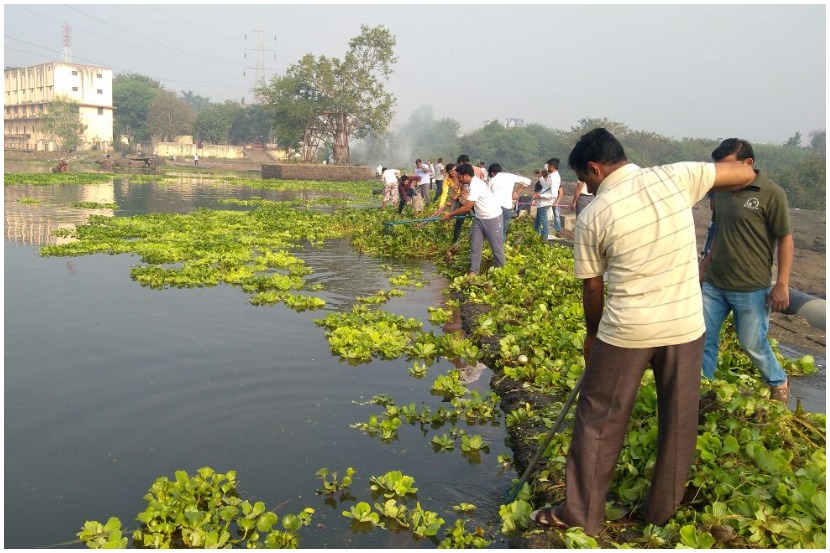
[[3, 2, 827, 144]]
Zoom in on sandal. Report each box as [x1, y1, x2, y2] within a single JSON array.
[[530, 506, 570, 529]]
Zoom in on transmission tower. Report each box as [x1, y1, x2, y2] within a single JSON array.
[[243, 23, 277, 102], [62, 23, 72, 62]]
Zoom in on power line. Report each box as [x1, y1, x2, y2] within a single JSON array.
[[61, 4, 239, 64], [147, 5, 240, 43]]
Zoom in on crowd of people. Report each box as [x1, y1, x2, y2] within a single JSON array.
[[379, 129, 796, 538]]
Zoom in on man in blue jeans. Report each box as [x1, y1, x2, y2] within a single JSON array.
[[699, 138, 793, 403]]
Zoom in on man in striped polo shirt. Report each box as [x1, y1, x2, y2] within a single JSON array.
[[530, 128, 756, 535]]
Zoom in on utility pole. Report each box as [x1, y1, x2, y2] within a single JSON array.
[[62, 23, 71, 63], [244, 22, 276, 103]]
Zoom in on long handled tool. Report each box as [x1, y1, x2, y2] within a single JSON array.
[[504, 371, 585, 502], [383, 215, 466, 234]]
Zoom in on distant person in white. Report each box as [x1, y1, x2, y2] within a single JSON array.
[[488, 163, 531, 241]]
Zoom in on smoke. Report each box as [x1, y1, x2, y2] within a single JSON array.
[[351, 105, 446, 172]]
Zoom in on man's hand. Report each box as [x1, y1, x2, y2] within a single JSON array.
[[583, 333, 597, 365], [767, 282, 790, 312], [442, 212, 452, 221]]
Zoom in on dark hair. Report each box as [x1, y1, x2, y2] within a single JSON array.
[[445, 162, 456, 173], [567, 128, 627, 173], [437, 157, 443, 163], [381, 166, 387, 172], [546, 158, 560, 170], [456, 154, 471, 164], [711, 138, 754, 162], [415, 158, 422, 164], [488, 163, 502, 175], [456, 164, 475, 177]]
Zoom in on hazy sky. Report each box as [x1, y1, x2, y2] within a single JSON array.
[[4, 2, 826, 144]]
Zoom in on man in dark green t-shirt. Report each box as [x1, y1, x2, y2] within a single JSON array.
[[700, 138, 793, 403]]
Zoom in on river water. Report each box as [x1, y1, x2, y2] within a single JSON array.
[[3, 175, 515, 548]]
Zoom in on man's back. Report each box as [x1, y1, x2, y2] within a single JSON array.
[[574, 162, 715, 348]]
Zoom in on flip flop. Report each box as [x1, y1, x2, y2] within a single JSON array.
[[530, 506, 570, 529]]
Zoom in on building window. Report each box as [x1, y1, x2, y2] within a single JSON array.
[[72, 71, 78, 76], [98, 107, 104, 115], [97, 73, 102, 78], [72, 87, 78, 91], [97, 89, 103, 94]]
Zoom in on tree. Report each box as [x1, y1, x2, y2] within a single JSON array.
[[567, 117, 630, 144], [180, 90, 212, 113], [147, 90, 195, 142], [194, 101, 242, 144], [257, 24, 397, 164], [229, 104, 274, 147], [42, 96, 87, 152], [785, 131, 802, 147], [809, 130, 826, 153], [113, 73, 162, 149]]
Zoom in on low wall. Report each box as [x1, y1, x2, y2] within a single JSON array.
[[154, 142, 245, 160], [262, 163, 373, 181]]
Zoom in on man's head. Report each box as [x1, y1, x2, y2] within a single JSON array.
[[437, 157, 444, 163], [568, 128, 628, 193], [445, 162, 456, 176], [546, 158, 560, 171], [382, 166, 387, 173], [488, 163, 502, 177], [415, 158, 423, 166], [457, 154, 471, 165], [456, 163, 475, 185], [711, 138, 755, 165]]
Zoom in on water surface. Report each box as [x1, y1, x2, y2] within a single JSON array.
[[4, 176, 514, 548]]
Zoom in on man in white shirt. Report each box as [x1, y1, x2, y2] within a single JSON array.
[[488, 163, 531, 240], [546, 158, 565, 235], [442, 164, 506, 275], [415, 159, 431, 202], [380, 166, 399, 209]]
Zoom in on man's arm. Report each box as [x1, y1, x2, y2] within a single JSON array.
[[768, 234, 794, 311], [570, 181, 585, 211], [443, 199, 475, 220], [712, 161, 756, 190], [582, 275, 604, 363], [554, 187, 565, 206]]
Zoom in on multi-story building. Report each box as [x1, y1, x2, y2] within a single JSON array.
[[4, 61, 113, 152]]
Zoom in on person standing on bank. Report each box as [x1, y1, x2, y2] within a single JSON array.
[[569, 180, 595, 217], [546, 158, 565, 235], [415, 159, 431, 202], [488, 163, 531, 241], [442, 164, 506, 275], [530, 128, 755, 535], [533, 169, 554, 239], [699, 138, 793, 403]]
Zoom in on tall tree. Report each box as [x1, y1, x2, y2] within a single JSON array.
[[809, 130, 826, 153], [257, 24, 397, 164], [147, 90, 195, 142], [180, 90, 212, 113], [229, 104, 274, 147], [42, 96, 87, 152], [194, 101, 241, 144], [113, 73, 161, 149], [785, 131, 803, 147]]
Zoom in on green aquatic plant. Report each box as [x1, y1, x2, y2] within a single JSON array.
[[77, 467, 314, 549], [72, 201, 118, 209], [4, 172, 114, 186], [315, 467, 356, 495], [368, 470, 419, 499]]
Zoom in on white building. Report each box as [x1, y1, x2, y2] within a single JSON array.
[[4, 61, 114, 152]]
